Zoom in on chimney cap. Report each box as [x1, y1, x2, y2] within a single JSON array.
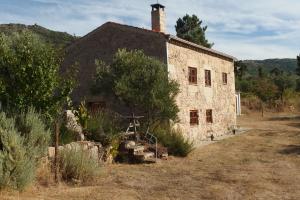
[[151, 3, 165, 10]]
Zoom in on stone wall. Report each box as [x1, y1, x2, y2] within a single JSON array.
[[61, 22, 167, 105], [167, 41, 236, 144]]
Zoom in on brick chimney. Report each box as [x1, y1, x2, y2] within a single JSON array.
[[151, 3, 166, 33]]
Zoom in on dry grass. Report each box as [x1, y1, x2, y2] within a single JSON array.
[[1, 111, 300, 200]]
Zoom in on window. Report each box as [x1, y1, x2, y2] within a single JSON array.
[[205, 70, 211, 87], [206, 109, 213, 123], [188, 67, 197, 84], [190, 110, 199, 125], [222, 73, 228, 85]]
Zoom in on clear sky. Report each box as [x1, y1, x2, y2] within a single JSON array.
[[0, 0, 299, 60]]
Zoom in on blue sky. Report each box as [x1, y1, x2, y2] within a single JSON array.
[[0, 0, 299, 60]]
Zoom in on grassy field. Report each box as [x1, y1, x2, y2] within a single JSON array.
[[1, 112, 300, 200]]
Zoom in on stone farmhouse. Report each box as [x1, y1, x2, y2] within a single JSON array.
[[62, 4, 237, 143]]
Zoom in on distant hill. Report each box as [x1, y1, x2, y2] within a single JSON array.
[[242, 58, 297, 76], [0, 23, 78, 48], [0, 24, 297, 74]]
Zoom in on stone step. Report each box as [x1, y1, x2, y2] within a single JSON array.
[[124, 141, 136, 149], [134, 151, 155, 160], [128, 145, 145, 153]]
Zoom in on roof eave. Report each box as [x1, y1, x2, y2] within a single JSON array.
[[165, 35, 237, 62]]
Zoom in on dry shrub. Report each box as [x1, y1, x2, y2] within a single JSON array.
[[36, 157, 55, 187], [59, 147, 100, 184], [153, 126, 194, 157]]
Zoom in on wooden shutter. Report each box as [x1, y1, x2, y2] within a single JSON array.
[[188, 67, 197, 84], [190, 110, 199, 125], [205, 70, 211, 86], [206, 109, 213, 123]]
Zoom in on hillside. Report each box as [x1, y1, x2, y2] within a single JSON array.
[[0, 24, 297, 73], [242, 58, 297, 75], [0, 23, 78, 48]]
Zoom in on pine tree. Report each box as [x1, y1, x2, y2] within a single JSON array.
[[175, 14, 213, 48], [296, 54, 300, 76]]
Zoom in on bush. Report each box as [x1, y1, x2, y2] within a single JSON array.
[[0, 31, 76, 123], [0, 108, 50, 191], [153, 126, 194, 157], [59, 124, 77, 145], [59, 147, 100, 183], [86, 111, 122, 146]]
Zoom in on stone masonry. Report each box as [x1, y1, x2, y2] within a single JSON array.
[[61, 4, 236, 145], [167, 41, 236, 144]]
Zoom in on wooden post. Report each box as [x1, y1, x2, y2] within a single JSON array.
[[54, 121, 59, 183]]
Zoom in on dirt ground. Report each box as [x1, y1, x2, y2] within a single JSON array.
[[1, 112, 300, 200]]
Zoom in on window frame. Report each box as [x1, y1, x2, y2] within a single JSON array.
[[206, 109, 213, 123], [205, 70, 211, 87], [222, 72, 228, 85], [190, 110, 199, 125], [188, 67, 198, 84]]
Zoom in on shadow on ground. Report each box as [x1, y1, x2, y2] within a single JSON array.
[[278, 145, 300, 155], [286, 123, 300, 129], [269, 115, 300, 121]]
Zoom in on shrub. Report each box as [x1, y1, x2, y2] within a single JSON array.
[[0, 31, 77, 123], [0, 108, 50, 191], [153, 126, 194, 157], [74, 101, 89, 129], [59, 124, 77, 145], [86, 111, 122, 146], [92, 49, 180, 127], [59, 147, 100, 183]]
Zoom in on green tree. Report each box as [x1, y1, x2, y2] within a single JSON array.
[[270, 67, 283, 77], [254, 78, 278, 117], [0, 31, 76, 120], [296, 54, 300, 76], [175, 14, 213, 48], [258, 67, 267, 78], [234, 61, 248, 79], [92, 49, 180, 126], [274, 74, 296, 103]]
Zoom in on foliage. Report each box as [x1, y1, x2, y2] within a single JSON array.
[[273, 73, 296, 102], [74, 101, 89, 129], [59, 147, 100, 183], [0, 23, 78, 49], [152, 125, 194, 157], [296, 54, 300, 76], [59, 124, 77, 145], [86, 111, 122, 147], [234, 61, 248, 79], [253, 78, 278, 103], [92, 49, 180, 126], [236, 57, 299, 110], [296, 79, 300, 92], [0, 31, 77, 121], [258, 67, 266, 78], [240, 59, 297, 76], [0, 108, 50, 191], [235, 78, 255, 94], [175, 14, 213, 48]]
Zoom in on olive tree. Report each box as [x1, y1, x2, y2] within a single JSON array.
[[92, 49, 180, 127]]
